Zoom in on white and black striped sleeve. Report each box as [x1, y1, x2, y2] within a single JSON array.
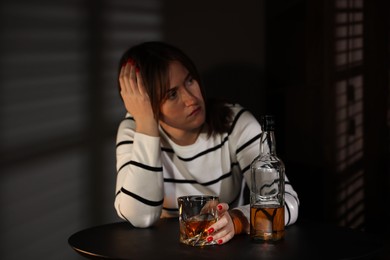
[[114, 115, 164, 228]]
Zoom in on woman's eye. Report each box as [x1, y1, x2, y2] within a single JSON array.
[[167, 90, 177, 100], [185, 77, 194, 86]]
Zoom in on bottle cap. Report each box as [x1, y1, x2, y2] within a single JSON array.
[[260, 115, 275, 131]]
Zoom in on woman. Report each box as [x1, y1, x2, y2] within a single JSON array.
[[115, 41, 299, 245]]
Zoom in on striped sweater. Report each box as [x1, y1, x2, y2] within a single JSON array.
[[114, 103, 299, 228]]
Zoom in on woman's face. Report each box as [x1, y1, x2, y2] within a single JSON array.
[[159, 61, 205, 141]]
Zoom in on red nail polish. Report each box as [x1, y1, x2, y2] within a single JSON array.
[[217, 239, 223, 244], [217, 205, 223, 211], [207, 227, 214, 234], [207, 236, 213, 243], [136, 67, 140, 73]]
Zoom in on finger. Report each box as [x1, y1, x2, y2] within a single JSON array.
[[207, 214, 228, 238], [119, 69, 128, 95], [119, 61, 131, 93], [206, 209, 235, 244], [206, 223, 234, 245], [119, 63, 125, 78], [123, 60, 132, 78], [129, 63, 142, 95], [119, 61, 127, 83], [217, 203, 229, 214], [135, 67, 146, 95], [200, 200, 219, 215], [129, 62, 137, 80], [123, 59, 139, 96], [215, 231, 235, 245], [205, 203, 229, 234]]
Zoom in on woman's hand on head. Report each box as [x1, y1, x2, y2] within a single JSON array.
[[205, 203, 235, 245], [119, 59, 159, 136]]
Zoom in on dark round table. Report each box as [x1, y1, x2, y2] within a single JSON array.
[[68, 218, 387, 259]]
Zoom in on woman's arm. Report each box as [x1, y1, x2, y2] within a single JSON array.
[[114, 117, 164, 227], [114, 59, 163, 227]]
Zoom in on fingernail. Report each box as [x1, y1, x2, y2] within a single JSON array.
[[217, 205, 223, 211], [217, 239, 223, 244], [207, 227, 214, 234], [207, 236, 213, 243], [136, 67, 140, 73]]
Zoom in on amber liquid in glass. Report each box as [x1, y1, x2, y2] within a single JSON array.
[[250, 205, 285, 242], [180, 214, 217, 246]]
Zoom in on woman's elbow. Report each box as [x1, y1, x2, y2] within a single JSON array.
[[115, 199, 162, 228], [129, 211, 161, 228], [285, 195, 300, 226]]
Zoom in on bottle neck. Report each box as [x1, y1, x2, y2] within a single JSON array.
[[259, 130, 277, 155]]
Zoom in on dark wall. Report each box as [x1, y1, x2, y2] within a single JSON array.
[[163, 0, 266, 119]]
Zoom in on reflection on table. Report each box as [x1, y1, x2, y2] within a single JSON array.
[[68, 218, 387, 259]]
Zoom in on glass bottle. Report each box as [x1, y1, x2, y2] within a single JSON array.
[[250, 115, 285, 242]]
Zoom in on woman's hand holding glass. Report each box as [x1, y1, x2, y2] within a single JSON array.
[[205, 203, 235, 245], [119, 59, 159, 137]]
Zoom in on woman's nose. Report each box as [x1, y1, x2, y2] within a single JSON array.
[[181, 87, 196, 105]]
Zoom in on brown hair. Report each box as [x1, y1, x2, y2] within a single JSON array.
[[118, 41, 232, 136]]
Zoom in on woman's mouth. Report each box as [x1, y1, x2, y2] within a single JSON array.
[[188, 107, 201, 117]]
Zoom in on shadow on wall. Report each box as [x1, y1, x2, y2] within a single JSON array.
[[202, 63, 266, 120]]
